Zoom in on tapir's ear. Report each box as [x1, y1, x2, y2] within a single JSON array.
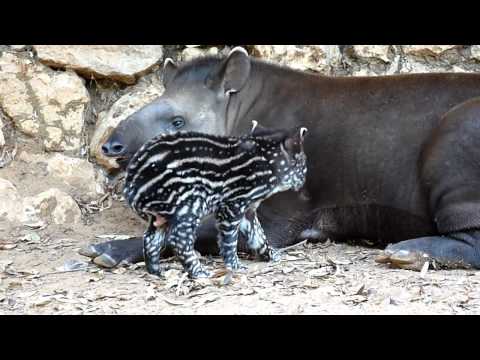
[[284, 127, 308, 153], [206, 47, 251, 96], [299, 127, 308, 143], [251, 120, 259, 134], [249, 120, 269, 136], [163, 58, 178, 87]]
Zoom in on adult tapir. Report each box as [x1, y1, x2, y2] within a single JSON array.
[[80, 47, 480, 271]]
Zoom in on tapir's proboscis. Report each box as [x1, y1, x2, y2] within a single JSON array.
[[81, 47, 480, 271]]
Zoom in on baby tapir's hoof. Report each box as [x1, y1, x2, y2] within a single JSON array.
[[266, 248, 281, 262], [145, 262, 168, 277], [254, 246, 281, 263], [225, 258, 248, 273], [190, 267, 212, 279]]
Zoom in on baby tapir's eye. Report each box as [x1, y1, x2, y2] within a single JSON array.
[[171, 116, 185, 129]]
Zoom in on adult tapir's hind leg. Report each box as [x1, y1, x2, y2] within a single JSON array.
[[378, 98, 480, 270]]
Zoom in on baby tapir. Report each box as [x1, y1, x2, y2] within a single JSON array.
[[124, 122, 308, 278]]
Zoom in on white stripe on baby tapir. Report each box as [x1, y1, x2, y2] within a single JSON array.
[[229, 184, 269, 202], [131, 169, 174, 206], [146, 136, 240, 152], [129, 150, 151, 169], [130, 151, 170, 184], [246, 170, 273, 181], [221, 186, 249, 199], [230, 156, 265, 172], [163, 174, 246, 189], [166, 152, 247, 170]]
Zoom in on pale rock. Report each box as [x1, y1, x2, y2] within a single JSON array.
[[252, 45, 342, 74], [0, 52, 90, 152], [10, 45, 27, 51], [471, 45, 480, 61], [402, 45, 458, 57], [0, 178, 21, 222], [34, 45, 164, 85], [352, 45, 392, 63], [20, 188, 82, 225], [400, 59, 450, 74], [90, 83, 164, 170], [0, 118, 4, 147], [17, 152, 105, 197], [181, 47, 219, 62]]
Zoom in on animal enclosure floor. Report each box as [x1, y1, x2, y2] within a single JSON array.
[[1, 201, 480, 315]]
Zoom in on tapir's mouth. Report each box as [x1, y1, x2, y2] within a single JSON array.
[[114, 156, 130, 169]]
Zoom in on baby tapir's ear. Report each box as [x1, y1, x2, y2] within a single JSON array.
[[299, 127, 308, 142], [250, 120, 268, 136], [284, 127, 308, 153]]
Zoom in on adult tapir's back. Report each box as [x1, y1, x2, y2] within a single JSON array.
[[220, 64, 480, 243], [97, 49, 480, 270]]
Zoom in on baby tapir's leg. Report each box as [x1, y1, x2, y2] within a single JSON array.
[[240, 209, 280, 262], [169, 216, 210, 279], [144, 216, 167, 275], [215, 205, 247, 271]]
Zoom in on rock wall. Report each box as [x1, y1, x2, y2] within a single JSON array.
[[1, 45, 480, 228]]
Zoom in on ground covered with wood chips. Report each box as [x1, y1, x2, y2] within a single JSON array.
[[1, 201, 480, 315]]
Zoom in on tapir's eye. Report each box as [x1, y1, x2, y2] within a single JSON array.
[[171, 116, 185, 129]]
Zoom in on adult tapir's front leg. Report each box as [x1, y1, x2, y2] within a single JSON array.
[[79, 218, 221, 268], [376, 231, 480, 270], [79, 237, 145, 268]]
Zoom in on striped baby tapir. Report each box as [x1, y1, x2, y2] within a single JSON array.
[[124, 121, 308, 278]]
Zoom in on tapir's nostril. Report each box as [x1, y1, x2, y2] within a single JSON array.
[[102, 141, 125, 156], [112, 144, 124, 153]]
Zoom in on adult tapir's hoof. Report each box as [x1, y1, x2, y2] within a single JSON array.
[[376, 232, 480, 271], [78, 238, 144, 268]]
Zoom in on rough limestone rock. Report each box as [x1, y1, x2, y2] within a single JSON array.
[[0, 178, 21, 222], [352, 45, 392, 63], [471, 46, 480, 61], [10, 45, 27, 51], [17, 152, 106, 197], [181, 47, 219, 62], [0, 52, 90, 152], [252, 45, 342, 74], [20, 188, 82, 226], [402, 45, 458, 57], [0, 118, 5, 147], [90, 83, 164, 170], [34, 45, 164, 85]]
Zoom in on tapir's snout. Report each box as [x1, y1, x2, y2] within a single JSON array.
[[102, 137, 126, 157], [100, 100, 171, 164]]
